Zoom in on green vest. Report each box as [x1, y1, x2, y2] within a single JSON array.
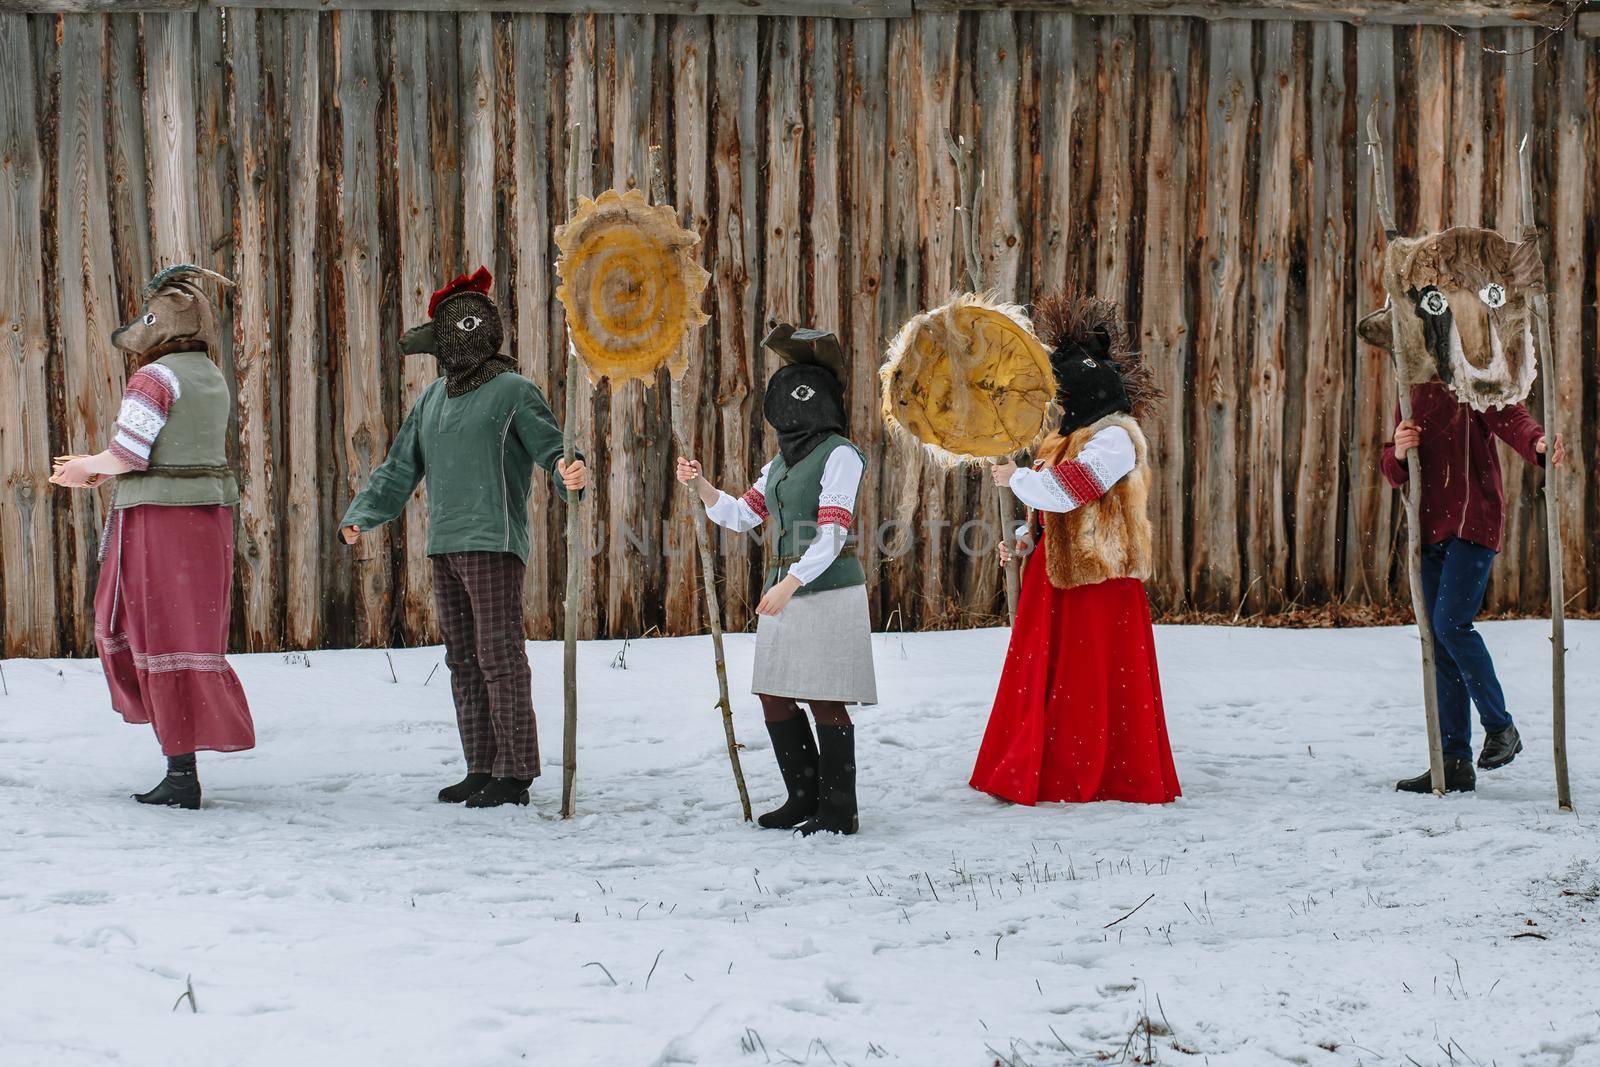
[[114, 352, 239, 509], [762, 434, 867, 596]]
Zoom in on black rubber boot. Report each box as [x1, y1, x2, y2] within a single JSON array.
[[758, 715, 820, 830], [465, 777, 533, 808], [438, 772, 493, 804], [796, 724, 858, 837], [134, 753, 201, 810], [1478, 725, 1522, 770], [1396, 758, 1476, 794]]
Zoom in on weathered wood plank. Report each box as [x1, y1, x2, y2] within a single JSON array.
[[1093, 15, 1136, 308], [18, 0, 912, 14], [1188, 18, 1251, 611], [55, 15, 123, 652], [1549, 28, 1587, 609], [459, 12, 496, 268], [1292, 21, 1347, 603], [564, 13, 599, 639], [334, 10, 392, 646], [1413, 25, 1449, 234], [712, 14, 760, 628], [143, 12, 202, 265], [106, 13, 153, 325], [1449, 28, 1483, 227], [1346, 24, 1395, 604], [1136, 16, 1191, 608], [1032, 13, 1074, 295], [1244, 20, 1294, 612], [913, 1, 1567, 26], [229, 9, 279, 650], [0, 14, 56, 657]]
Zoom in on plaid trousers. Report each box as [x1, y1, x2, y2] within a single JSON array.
[[432, 552, 539, 779]]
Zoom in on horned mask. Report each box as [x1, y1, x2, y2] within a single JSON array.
[[1357, 227, 1543, 411], [111, 264, 234, 361]]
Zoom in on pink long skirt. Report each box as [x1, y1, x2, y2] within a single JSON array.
[[94, 504, 254, 756]]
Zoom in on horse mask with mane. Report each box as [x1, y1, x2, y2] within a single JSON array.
[[1356, 227, 1544, 411]]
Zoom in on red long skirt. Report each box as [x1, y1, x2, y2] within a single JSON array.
[[970, 540, 1179, 806], [94, 504, 255, 756]]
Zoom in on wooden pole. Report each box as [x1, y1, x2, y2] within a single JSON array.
[[649, 144, 752, 822], [1365, 104, 1445, 797], [944, 130, 1020, 624], [1516, 134, 1571, 813], [560, 123, 584, 820]]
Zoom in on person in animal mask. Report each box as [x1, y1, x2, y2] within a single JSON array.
[[339, 267, 589, 809], [675, 324, 875, 836], [969, 293, 1179, 807], [50, 265, 255, 810]]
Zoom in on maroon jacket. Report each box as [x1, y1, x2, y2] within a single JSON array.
[[1380, 381, 1545, 552]]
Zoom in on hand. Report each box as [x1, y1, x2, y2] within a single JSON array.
[[756, 574, 802, 617], [1393, 419, 1421, 461], [990, 459, 1019, 487], [557, 458, 590, 491], [1536, 432, 1565, 469], [341, 525, 361, 546], [49, 455, 102, 489], [675, 457, 703, 486], [997, 533, 1033, 566]]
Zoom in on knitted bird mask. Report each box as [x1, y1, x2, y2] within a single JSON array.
[[401, 267, 515, 397], [111, 264, 235, 361], [1357, 228, 1543, 411]]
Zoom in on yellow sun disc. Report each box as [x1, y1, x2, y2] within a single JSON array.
[[881, 294, 1056, 463], [555, 188, 711, 383]]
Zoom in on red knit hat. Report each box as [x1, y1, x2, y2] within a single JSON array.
[[428, 266, 493, 318]]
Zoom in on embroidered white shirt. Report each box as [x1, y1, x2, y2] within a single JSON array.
[[704, 443, 864, 585], [1008, 424, 1136, 513]]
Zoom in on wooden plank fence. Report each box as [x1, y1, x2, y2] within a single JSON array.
[[0, 5, 1594, 657]]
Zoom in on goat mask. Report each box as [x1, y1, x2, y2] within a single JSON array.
[[1357, 227, 1543, 411], [111, 264, 234, 361]]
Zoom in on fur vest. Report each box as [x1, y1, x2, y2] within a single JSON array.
[[1033, 412, 1154, 591]]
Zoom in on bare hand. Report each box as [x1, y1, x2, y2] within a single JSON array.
[[997, 533, 1033, 566], [756, 574, 802, 617], [990, 459, 1019, 487], [1393, 419, 1421, 461], [675, 457, 703, 486], [1536, 433, 1565, 469], [49, 455, 102, 489], [557, 458, 590, 491], [341, 525, 361, 546]]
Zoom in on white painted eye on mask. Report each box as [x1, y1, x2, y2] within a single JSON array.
[[142, 312, 156, 326], [790, 385, 816, 402], [1418, 290, 1449, 317], [455, 315, 483, 332], [1082, 358, 1099, 368], [1477, 282, 1506, 309]]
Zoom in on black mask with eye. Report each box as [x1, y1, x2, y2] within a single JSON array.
[[400, 292, 513, 397], [1050, 324, 1131, 434], [763, 363, 847, 466], [1408, 285, 1456, 387]]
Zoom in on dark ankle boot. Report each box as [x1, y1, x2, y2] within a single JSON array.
[[134, 753, 201, 810], [465, 777, 533, 808], [438, 772, 493, 803], [797, 724, 857, 837], [1478, 725, 1522, 769], [758, 716, 820, 829], [1396, 758, 1476, 794]]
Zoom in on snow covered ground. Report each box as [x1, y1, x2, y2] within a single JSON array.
[[3, 621, 1598, 1067]]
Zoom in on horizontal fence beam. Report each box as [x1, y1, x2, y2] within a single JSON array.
[[3, 0, 1578, 27]]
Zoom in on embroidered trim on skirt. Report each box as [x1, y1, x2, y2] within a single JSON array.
[[752, 583, 877, 705], [94, 504, 255, 756]]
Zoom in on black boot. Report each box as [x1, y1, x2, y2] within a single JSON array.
[[134, 753, 201, 810], [1478, 725, 1522, 770], [465, 777, 533, 808], [796, 725, 857, 837], [1396, 758, 1476, 794], [758, 716, 819, 829], [438, 772, 493, 804]]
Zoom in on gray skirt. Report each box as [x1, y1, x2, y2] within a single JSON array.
[[751, 583, 878, 706]]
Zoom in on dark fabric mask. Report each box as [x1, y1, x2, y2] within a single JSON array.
[[1050, 325, 1130, 434], [763, 363, 847, 466], [401, 292, 514, 397]]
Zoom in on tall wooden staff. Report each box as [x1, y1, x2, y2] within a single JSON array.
[[945, 131, 1020, 624], [560, 124, 585, 819], [1516, 134, 1571, 812], [1365, 106, 1446, 796], [649, 144, 752, 822]]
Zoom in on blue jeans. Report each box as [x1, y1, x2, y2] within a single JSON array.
[[1421, 538, 1514, 760]]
